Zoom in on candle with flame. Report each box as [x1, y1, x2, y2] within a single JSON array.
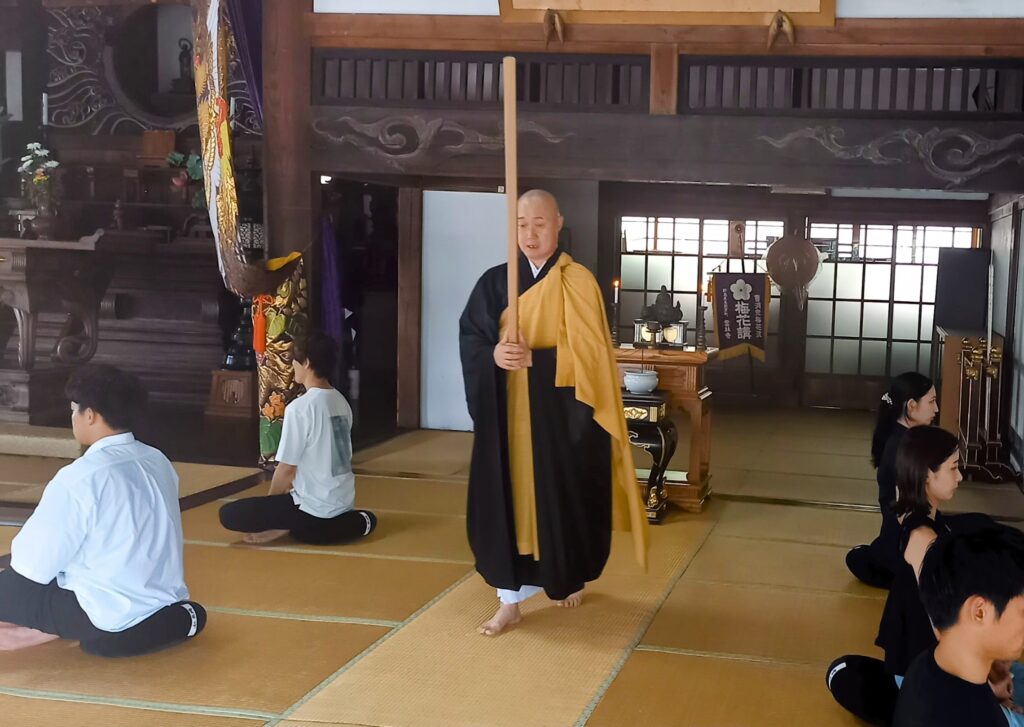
[[613, 279, 620, 304]]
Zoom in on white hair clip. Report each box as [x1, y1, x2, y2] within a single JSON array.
[[881, 393, 893, 405]]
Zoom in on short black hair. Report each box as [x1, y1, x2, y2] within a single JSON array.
[[919, 526, 1024, 632], [293, 331, 338, 380], [894, 425, 959, 520], [65, 364, 148, 431]]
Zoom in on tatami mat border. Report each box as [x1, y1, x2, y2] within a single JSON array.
[[0, 686, 276, 722], [264, 570, 477, 727]]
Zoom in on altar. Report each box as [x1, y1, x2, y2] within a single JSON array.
[[0, 232, 109, 423], [616, 344, 716, 513]]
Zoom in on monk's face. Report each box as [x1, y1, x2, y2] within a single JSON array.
[[517, 194, 563, 267]]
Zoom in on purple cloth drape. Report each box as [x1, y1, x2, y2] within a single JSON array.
[[320, 215, 349, 391], [225, 0, 263, 128]]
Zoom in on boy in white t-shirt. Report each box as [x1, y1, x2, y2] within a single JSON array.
[[0, 365, 205, 657], [219, 332, 377, 545]]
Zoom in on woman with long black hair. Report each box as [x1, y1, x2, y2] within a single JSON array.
[[846, 372, 938, 589], [827, 426, 1021, 725]]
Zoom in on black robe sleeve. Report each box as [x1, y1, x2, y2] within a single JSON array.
[[459, 266, 504, 425]]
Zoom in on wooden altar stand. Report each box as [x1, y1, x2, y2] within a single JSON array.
[[615, 345, 716, 513]]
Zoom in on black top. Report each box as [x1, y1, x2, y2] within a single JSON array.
[[877, 423, 908, 511], [893, 649, 1008, 727], [876, 510, 948, 676], [876, 511, 998, 676]]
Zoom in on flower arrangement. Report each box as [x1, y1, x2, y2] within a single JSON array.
[[18, 142, 60, 214], [167, 151, 207, 210]]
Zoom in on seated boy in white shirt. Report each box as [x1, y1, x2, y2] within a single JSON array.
[[219, 331, 377, 545], [0, 365, 205, 657]]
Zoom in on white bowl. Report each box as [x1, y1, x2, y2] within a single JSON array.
[[624, 370, 658, 394]]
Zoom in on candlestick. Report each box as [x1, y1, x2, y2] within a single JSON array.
[[611, 279, 621, 345], [986, 260, 994, 359]]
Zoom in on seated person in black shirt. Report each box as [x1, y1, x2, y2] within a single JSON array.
[[893, 526, 1024, 727]]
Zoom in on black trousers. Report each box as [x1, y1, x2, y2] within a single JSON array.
[[0, 567, 206, 658], [826, 654, 900, 727], [219, 494, 377, 545], [846, 505, 901, 589]]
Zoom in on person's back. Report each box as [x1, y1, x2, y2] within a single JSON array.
[[13, 434, 188, 631], [218, 331, 375, 547], [893, 526, 1024, 727], [894, 649, 1007, 727], [0, 364, 205, 657], [282, 386, 355, 519]]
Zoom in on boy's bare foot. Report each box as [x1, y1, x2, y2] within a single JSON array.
[[555, 588, 585, 608], [0, 624, 58, 651], [478, 602, 521, 636], [243, 529, 289, 545]]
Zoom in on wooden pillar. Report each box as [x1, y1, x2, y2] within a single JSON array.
[[396, 187, 424, 429], [649, 44, 679, 116], [262, 0, 311, 258]]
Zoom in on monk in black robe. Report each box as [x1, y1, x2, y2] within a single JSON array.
[[459, 189, 647, 636]]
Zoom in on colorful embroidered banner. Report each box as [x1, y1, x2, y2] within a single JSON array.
[[711, 272, 770, 362]]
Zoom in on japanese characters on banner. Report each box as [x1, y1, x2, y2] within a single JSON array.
[[711, 273, 770, 362]]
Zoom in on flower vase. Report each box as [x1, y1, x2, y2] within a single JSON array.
[[31, 206, 57, 240]]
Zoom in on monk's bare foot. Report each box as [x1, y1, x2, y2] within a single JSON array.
[[243, 529, 289, 545], [478, 602, 521, 636], [555, 588, 585, 608]]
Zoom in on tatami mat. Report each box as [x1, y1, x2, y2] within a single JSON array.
[[0, 423, 81, 459], [0, 694, 263, 727], [353, 430, 473, 477], [0, 612, 387, 715], [710, 501, 879, 547], [217, 475, 468, 516], [587, 650, 864, 727], [642, 579, 884, 666], [183, 501, 473, 563], [0, 454, 69, 489], [184, 544, 470, 622], [287, 517, 712, 727], [0, 525, 18, 554], [0, 458, 260, 506], [682, 534, 883, 598], [354, 475, 468, 515], [173, 463, 263, 498]]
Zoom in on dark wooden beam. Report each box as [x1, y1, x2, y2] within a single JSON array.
[[649, 43, 679, 115], [263, 0, 313, 257], [396, 187, 423, 430], [305, 15, 1024, 58], [310, 105, 1024, 194]]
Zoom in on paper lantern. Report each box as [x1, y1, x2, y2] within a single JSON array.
[[765, 233, 821, 310]]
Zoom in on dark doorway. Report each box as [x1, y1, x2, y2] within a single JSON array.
[[320, 179, 399, 449]]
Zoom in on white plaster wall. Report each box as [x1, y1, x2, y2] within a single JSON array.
[[837, 0, 1024, 17], [314, 0, 499, 14], [314, 0, 1022, 17], [421, 191, 506, 431]]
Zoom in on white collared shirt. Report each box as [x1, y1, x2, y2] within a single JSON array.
[[11, 432, 188, 632], [529, 260, 542, 278]]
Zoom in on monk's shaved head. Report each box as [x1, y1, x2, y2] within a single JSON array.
[[517, 189, 564, 267], [518, 189, 560, 216]]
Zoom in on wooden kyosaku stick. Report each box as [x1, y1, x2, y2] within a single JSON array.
[[503, 55, 519, 344]]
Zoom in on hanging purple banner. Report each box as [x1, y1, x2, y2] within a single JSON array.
[[711, 273, 770, 362]]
